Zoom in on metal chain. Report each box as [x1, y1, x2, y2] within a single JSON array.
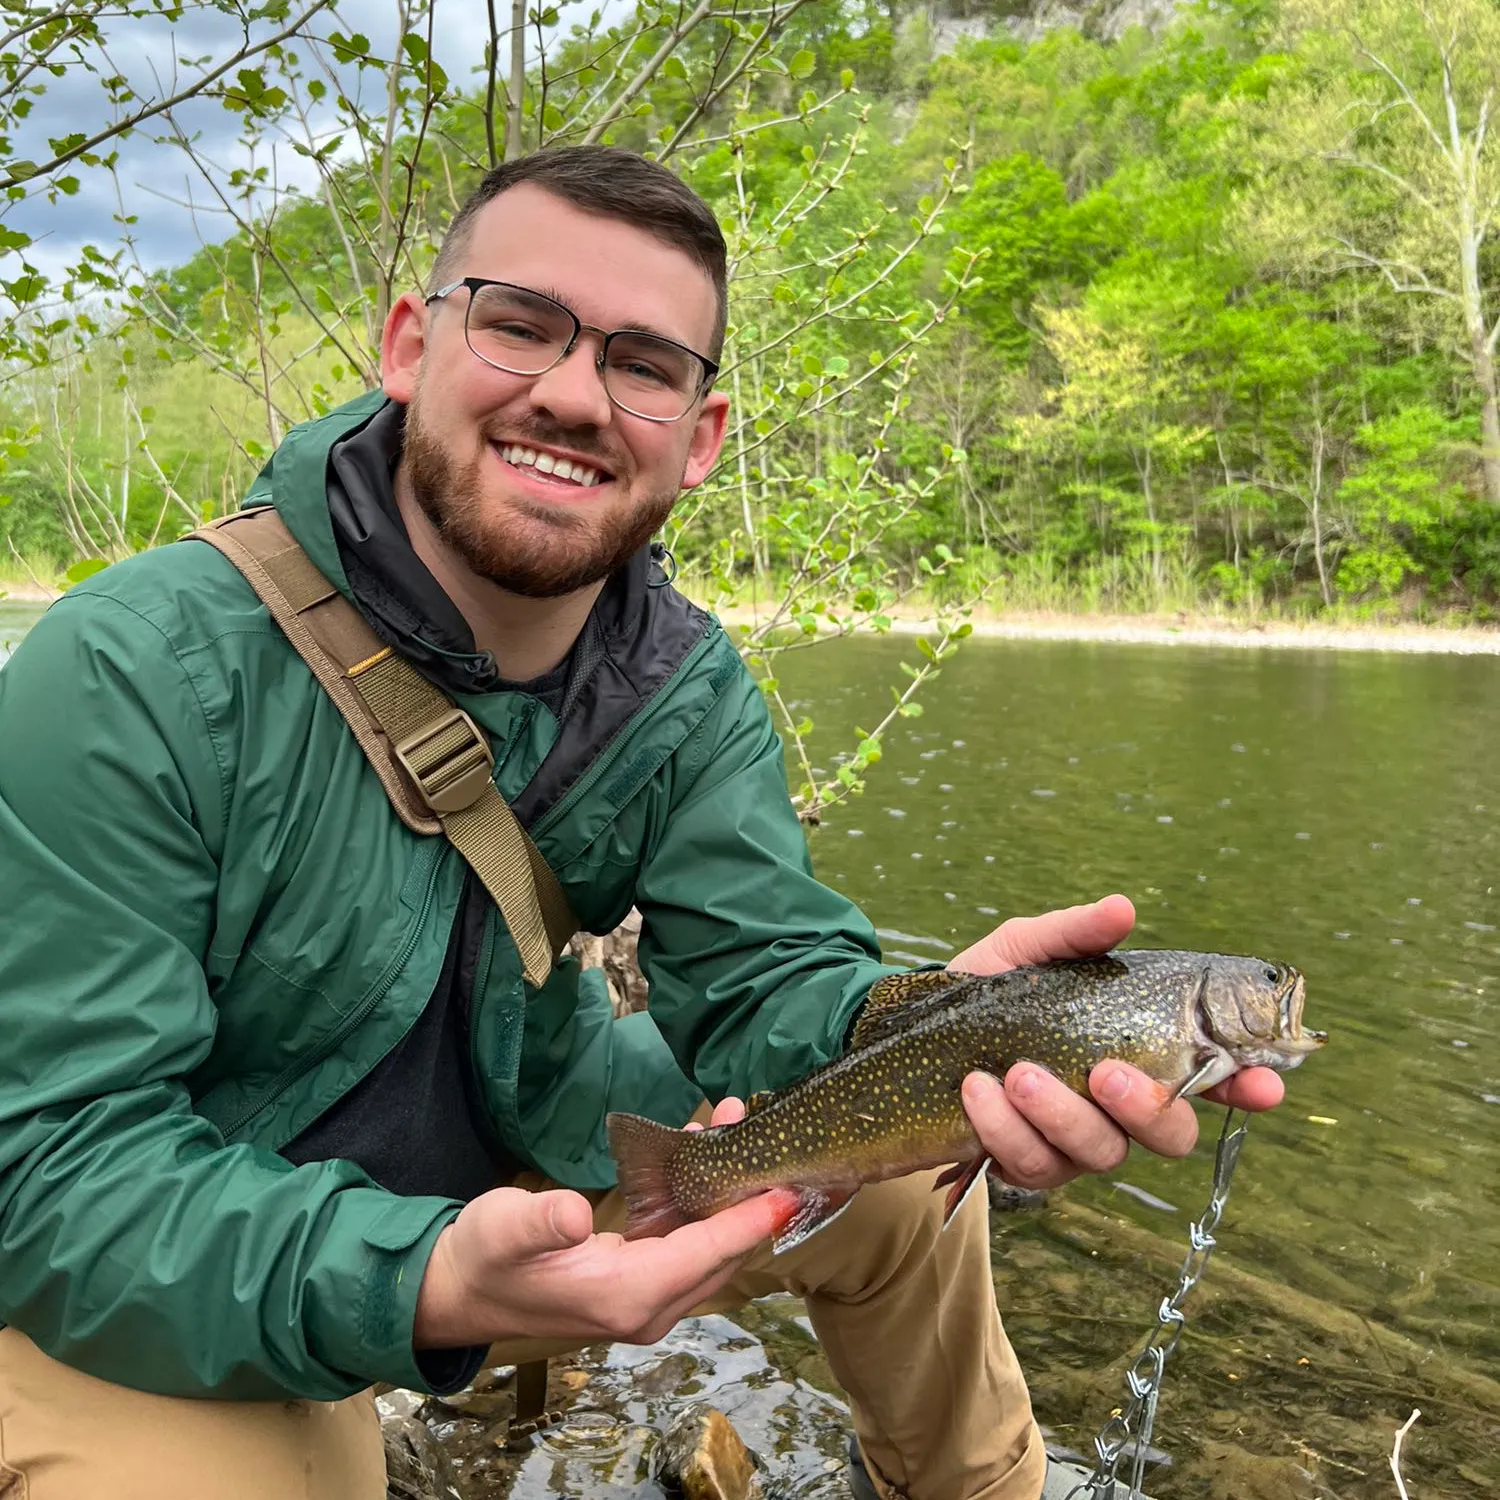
[[1062, 1109, 1250, 1500]]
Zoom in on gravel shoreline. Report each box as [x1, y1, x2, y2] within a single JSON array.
[[11, 584, 1500, 654], [712, 607, 1500, 655]]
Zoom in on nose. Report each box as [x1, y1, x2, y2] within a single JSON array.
[[525, 334, 615, 430]]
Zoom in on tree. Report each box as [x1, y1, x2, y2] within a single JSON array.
[[1271, 0, 1500, 504]]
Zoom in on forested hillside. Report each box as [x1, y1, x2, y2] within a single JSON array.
[[4, 0, 1500, 622]]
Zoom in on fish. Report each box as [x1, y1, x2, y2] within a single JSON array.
[[607, 949, 1324, 1254]]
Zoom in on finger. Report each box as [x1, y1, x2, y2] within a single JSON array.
[[504, 1188, 596, 1259], [1203, 1066, 1285, 1112], [961, 1071, 1082, 1188], [643, 1187, 798, 1304], [949, 894, 1136, 976], [710, 1096, 747, 1127], [1089, 1062, 1198, 1158], [1002, 1063, 1132, 1174]]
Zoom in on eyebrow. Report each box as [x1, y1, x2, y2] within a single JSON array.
[[532, 282, 686, 348]]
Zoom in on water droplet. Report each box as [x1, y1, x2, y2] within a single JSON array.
[[1295, 832, 1311, 840], [1464, 921, 1495, 932], [952, 739, 966, 748], [939, 783, 954, 792], [1157, 815, 1174, 824], [847, 828, 864, 837], [1407, 897, 1422, 905], [1452, 1039, 1471, 1048], [983, 855, 996, 864], [976, 906, 999, 916], [911, 852, 923, 860], [1230, 743, 1246, 753], [1334, 931, 1351, 940], [1032, 788, 1056, 798], [888, 807, 907, 818], [944, 892, 957, 901]]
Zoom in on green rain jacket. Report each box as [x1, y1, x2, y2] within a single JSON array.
[[0, 393, 893, 1403]]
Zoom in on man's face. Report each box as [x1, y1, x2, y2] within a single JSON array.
[[381, 182, 728, 598]]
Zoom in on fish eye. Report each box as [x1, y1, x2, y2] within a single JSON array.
[[1264, 965, 1281, 984]]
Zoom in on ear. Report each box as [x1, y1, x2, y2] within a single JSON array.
[[381, 291, 429, 404], [680, 389, 730, 489]]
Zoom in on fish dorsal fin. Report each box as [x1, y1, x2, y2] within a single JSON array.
[[852, 969, 966, 1048], [744, 1089, 778, 1117]]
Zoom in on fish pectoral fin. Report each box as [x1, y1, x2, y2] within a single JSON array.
[[1170, 1048, 1238, 1101], [772, 1186, 859, 1255], [852, 969, 967, 1048], [934, 1156, 993, 1227]]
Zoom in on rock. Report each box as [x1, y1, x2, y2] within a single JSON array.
[[571, 907, 648, 1015], [654, 1403, 763, 1500], [376, 1387, 427, 1422], [469, 1363, 516, 1393], [382, 1413, 462, 1500], [988, 1177, 1049, 1213]]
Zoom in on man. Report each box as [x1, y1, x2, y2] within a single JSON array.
[[0, 147, 1280, 1499]]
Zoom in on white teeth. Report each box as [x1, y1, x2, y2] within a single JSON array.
[[498, 442, 604, 487]]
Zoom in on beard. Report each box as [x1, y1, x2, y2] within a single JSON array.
[[403, 393, 677, 599]]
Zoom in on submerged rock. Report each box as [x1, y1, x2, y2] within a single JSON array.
[[382, 1412, 463, 1500], [655, 1402, 764, 1500]]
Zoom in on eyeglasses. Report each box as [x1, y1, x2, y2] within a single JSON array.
[[424, 277, 719, 423]]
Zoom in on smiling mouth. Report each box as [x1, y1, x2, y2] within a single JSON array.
[[493, 441, 611, 489]]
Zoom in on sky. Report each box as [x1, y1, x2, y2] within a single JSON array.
[[5, 0, 625, 290]]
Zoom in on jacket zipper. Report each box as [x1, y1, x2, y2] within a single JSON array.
[[219, 854, 444, 1142]]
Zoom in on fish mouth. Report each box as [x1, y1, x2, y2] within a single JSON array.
[[1280, 971, 1326, 1052]]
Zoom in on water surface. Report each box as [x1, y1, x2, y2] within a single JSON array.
[[4, 605, 1496, 1495], [777, 633, 1499, 1497]]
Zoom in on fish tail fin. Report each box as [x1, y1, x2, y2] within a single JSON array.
[[607, 1111, 695, 1240]]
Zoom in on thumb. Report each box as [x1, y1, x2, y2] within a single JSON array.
[[505, 1188, 595, 1260]]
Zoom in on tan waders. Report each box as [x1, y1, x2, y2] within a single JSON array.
[[0, 1169, 1044, 1500]]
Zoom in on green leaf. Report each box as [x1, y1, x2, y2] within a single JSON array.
[[789, 48, 815, 79], [840, 68, 854, 89], [65, 558, 109, 586], [662, 55, 688, 80]]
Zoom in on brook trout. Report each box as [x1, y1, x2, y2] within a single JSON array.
[[607, 949, 1324, 1253]]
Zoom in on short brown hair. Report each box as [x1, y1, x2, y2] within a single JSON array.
[[431, 146, 728, 360]]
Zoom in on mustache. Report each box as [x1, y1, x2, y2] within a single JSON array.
[[482, 420, 621, 474]]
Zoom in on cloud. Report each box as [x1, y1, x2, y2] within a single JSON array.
[[3, 0, 622, 290]]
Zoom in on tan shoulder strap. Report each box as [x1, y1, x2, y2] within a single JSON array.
[[191, 506, 577, 988]]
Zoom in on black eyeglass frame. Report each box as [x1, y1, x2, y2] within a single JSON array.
[[424, 276, 720, 424]]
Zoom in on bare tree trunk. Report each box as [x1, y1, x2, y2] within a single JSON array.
[[1459, 222, 1500, 504], [1309, 416, 1332, 607], [1470, 329, 1500, 505], [505, 0, 525, 161]]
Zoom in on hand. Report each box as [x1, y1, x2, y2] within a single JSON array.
[[413, 1097, 789, 1350], [951, 894, 1284, 1189]]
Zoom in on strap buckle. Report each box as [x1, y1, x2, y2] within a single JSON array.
[[393, 709, 495, 815]]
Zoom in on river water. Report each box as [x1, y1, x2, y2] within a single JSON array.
[[4, 601, 1496, 1496]]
